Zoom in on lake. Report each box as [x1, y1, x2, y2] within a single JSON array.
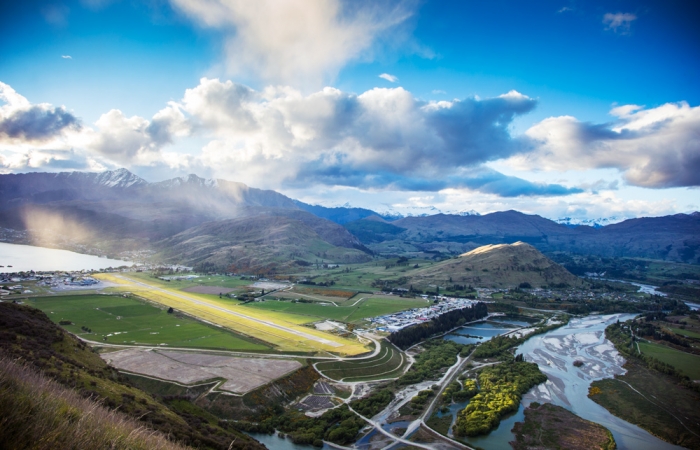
[[443, 316, 531, 345], [0, 242, 132, 272]]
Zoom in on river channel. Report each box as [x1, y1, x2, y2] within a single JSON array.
[[449, 314, 684, 450]]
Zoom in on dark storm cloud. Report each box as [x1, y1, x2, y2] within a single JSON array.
[[293, 161, 580, 197], [0, 105, 80, 141]]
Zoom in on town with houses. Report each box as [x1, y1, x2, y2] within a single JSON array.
[[369, 296, 479, 332], [1, 265, 652, 322]]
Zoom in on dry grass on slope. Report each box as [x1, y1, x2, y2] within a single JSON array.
[[0, 357, 189, 450]]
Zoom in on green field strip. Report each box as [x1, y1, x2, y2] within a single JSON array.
[[315, 346, 392, 371], [317, 348, 394, 375], [321, 353, 401, 377], [28, 294, 271, 352], [342, 353, 409, 382], [639, 341, 700, 379], [667, 327, 700, 340], [243, 296, 428, 324], [316, 342, 407, 381]]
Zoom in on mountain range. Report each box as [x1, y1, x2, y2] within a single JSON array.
[[0, 169, 698, 269]]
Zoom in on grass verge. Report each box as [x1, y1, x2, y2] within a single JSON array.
[[0, 357, 187, 450], [316, 341, 408, 381]]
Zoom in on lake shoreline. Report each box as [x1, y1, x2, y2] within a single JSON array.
[[0, 242, 133, 272]]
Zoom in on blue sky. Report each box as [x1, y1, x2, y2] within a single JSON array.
[[1, 0, 699, 219]]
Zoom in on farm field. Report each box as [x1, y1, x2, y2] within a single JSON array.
[[286, 258, 437, 291], [638, 341, 700, 379], [129, 272, 252, 290], [244, 296, 429, 323], [28, 294, 270, 351], [95, 273, 368, 355], [315, 341, 409, 382], [271, 289, 356, 305], [589, 359, 700, 449], [666, 326, 700, 340], [291, 285, 356, 299]]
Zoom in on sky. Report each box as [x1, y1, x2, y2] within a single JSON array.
[[1, 0, 699, 219]]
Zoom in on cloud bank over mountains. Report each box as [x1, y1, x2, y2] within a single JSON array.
[[1, 75, 699, 214]]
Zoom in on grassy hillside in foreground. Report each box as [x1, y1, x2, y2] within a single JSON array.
[[0, 357, 188, 450], [0, 301, 264, 450]]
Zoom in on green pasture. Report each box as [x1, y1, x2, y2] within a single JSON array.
[[127, 272, 253, 290], [315, 341, 408, 381], [287, 258, 436, 291], [638, 341, 700, 379], [667, 326, 700, 340], [243, 296, 428, 323], [28, 294, 270, 352]]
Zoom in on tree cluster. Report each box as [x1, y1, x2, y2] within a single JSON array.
[[453, 361, 547, 437], [238, 389, 393, 446]]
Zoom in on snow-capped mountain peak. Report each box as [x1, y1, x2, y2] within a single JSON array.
[[92, 168, 147, 188], [554, 216, 629, 228], [457, 209, 481, 216], [155, 174, 218, 189]]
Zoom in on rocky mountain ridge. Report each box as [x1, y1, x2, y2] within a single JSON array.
[[0, 169, 698, 266]]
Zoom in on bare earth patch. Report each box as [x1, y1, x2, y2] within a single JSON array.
[[299, 395, 334, 411], [182, 286, 236, 295], [102, 349, 302, 394]]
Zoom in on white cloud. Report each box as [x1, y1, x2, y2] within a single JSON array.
[[170, 0, 416, 87], [87, 102, 191, 164], [379, 73, 398, 83], [0, 82, 80, 142], [61, 55, 72, 59], [286, 183, 683, 221], [3, 79, 698, 218], [511, 101, 700, 188], [432, 89, 446, 95], [173, 79, 540, 192], [0, 80, 580, 197], [603, 12, 637, 34]]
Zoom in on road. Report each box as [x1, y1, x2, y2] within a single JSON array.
[[394, 349, 478, 450], [79, 328, 383, 363], [346, 404, 434, 450]]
